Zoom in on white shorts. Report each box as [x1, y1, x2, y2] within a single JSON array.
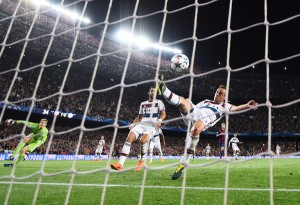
[[130, 124, 156, 141], [96, 147, 103, 154], [232, 145, 240, 152], [149, 139, 161, 150], [181, 103, 212, 130]]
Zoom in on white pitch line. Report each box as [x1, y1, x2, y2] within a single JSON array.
[[0, 181, 299, 192]]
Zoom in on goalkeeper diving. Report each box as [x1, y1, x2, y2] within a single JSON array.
[[5, 118, 48, 164]]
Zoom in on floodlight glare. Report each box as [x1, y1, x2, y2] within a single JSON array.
[[116, 30, 182, 54], [136, 37, 151, 48], [29, 0, 91, 24]]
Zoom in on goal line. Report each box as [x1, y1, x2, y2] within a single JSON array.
[[0, 181, 299, 193]]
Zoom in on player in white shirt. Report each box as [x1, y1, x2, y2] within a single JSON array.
[[204, 143, 211, 159], [228, 133, 242, 160], [111, 86, 166, 171], [276, 144, 281, 156], [157, 74, 258, 180], [148, 128, 166, 163], [95, 135, 105, 161]]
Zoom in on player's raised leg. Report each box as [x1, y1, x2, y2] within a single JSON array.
[[158, 74, 192, 114]]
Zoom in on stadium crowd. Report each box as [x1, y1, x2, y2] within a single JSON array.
[[0, 124, 299, 157], [0, 123, 300, 157], [1, 55, 299, 134]]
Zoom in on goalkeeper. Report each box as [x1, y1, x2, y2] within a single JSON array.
[[5, 118, 48, 164]]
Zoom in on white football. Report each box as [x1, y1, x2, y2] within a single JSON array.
[[170, 54, 189, 72]]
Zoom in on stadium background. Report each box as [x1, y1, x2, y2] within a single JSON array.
[[0, 0, 299, 157]]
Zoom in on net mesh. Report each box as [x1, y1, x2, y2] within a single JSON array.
[[0, 0, 299, 204]]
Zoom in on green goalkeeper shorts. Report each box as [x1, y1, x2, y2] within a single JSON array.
[[27, 140, 45, 152]]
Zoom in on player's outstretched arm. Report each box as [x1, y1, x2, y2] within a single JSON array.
[[230, 100, 258, 112], [129, 115, 143, 129]]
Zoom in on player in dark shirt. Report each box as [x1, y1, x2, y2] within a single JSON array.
[[216, 123, 226, 159]]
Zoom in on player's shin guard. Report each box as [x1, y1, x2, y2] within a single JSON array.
[[162, 87, 181, 106], [180, 135, 199, 164], [119, 142, 131, 165]]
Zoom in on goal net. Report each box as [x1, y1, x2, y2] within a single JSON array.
[[0, 0, 299, 204]]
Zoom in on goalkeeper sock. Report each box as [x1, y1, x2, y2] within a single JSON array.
[[16, 153, 24, 164], [119, 142, 131, 166], [162, 87, 180, 106], [12, 142, 25, 157]]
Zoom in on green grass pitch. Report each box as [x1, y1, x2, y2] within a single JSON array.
[[0, 158, 299, 205]]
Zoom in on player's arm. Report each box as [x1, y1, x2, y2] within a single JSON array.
[[230, 100, 258, 112], [228, 140, 231, 148], [129, 114, 143, 129], [17, 120, 38, 129], [5, 119, 36, 129], [156, 110, 166, 129]]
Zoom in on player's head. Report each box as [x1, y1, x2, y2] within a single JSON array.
[[101, 135, 104, 140], [221, 122, 225, 130], [148, 85, 157, 100], [234, 132, 238, 137], [39, 118, 48, 129], [214, 85, 226, 102]]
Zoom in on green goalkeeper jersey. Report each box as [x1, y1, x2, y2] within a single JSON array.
[[16, 120, 48, 142]]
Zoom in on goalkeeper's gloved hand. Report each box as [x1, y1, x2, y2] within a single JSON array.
[[5, 119, 16, 126]]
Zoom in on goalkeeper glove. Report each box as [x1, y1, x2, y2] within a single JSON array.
[[5, 119, 16, 126]]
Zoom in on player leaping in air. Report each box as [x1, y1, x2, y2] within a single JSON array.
[[5, 118, 48, 165], [157, 74, 258, 180]]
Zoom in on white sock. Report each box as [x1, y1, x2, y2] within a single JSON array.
[[140, 143, 148, 161], [181, 135, 199, 164], [119, 142, 131, 166], [163, 87, 180, 106], [149, 151, 153, 161]]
